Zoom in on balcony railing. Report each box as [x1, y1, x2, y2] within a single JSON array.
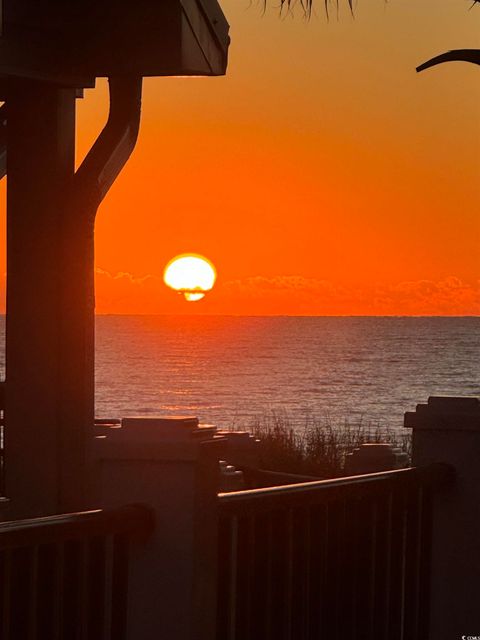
[[217, 463, 453, 640], [0, 504, 153, 640]]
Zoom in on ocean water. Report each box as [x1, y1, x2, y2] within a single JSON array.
[[93, 316, 479, 432]]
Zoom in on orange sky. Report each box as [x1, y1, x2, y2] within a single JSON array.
[[1, 0, 479, 314]]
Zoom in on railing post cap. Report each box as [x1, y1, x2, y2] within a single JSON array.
[[97, 415, 218, 441], [94, 415, 226, 461], [405, 396, 480, 431], [344, 442, 410, 474], [350, 443, 404, 457], [216, 430, 255, 440]]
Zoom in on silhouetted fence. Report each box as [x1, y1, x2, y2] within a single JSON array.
[[217, 463, 452, 640], [0, 504, 153, 640]]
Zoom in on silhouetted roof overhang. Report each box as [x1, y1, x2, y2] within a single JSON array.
[[0, 0, 229, 87]]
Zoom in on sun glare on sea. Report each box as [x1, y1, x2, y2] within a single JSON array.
[[163, 254, 217, 301]]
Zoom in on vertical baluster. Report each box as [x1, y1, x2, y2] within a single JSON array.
[[103, 535, 114, 640], [233, 515, 255, 639], [399, 487, 409, 640], [417, 485, 433, 640], [289, 507, 304, 640], [88, 536, 107, 640], [403, 485, 423, 640], [27, 544, 38, 639], [264, 516, 274, 640], [1, 549, 12, 639], [77, 538, 90, 640], [9, 547, 31, 639], [36, 543, 58, 640], [306, 505, 319, 639], [110, 534, 129, 640], [62, 540, 81, 639], [337, 496, 355, 640], [300, 507, 311, 640], [251, 514, 270, 640], [307, 502, 328, 638], [369, 497, 378, 638], [372, 491, 391, 640], [335, 497, 349, 639], [382, 491, 394, 640], [290, 506, 307, 640], [323, 501, 334, 637], [326, 499, 337, 639], [234, 516, 251, 640], [385, 488, 405, 640], [326, 498, 344, 639], [269, 509, 288, 640], [354, 495, 373, 640], [227, 516, 239, 640], [216, 516, 232, 640], [348, 496, 359, 640], [247, 515, 256, 639], [54, 542, 65, 640], [285, 508, 294, 640]]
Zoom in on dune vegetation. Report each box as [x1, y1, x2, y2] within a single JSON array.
[[240, 411, 411, 478]]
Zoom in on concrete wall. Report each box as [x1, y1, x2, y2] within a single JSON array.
[[95, 417, 225, 640], [405, 396, 480, 639]]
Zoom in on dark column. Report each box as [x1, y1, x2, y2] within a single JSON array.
[[96, 418, 225, 640], [405, 396, 480, 639], [5, 79, 93, 517]]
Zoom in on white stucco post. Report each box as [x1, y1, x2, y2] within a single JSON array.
[[94, 417, 225, 640], [405, 396, 480, 639]]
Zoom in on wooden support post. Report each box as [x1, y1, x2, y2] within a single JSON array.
[[405, 396, 480, 639], [95, 418, 224, 640], [5, 79, 94, 517]]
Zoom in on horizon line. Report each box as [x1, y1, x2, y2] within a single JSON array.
[[91, 313, 480, 319]]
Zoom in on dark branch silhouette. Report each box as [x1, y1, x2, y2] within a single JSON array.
[[417, 49, 480, 72], [270, 0, 475, 18]]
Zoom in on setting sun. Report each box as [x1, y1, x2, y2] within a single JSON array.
[[163, 254, 217, 301]]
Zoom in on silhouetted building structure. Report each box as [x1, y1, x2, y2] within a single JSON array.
[[0, 7, 478, 640], [0, 0, 229, 519]]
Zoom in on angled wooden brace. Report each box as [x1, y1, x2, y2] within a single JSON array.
[[0, 78, 142, 189], [74, 76, 143, 213], [417, 49, 480, 73], [0, 104, 6, 180]]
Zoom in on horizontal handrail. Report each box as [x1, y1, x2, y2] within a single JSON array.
[[0, 503, 154, 549], [218, 463, 454, 513], [244, 467, 324, 488], [217, 462, 455, 640], [0, 503, 153, 639]]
